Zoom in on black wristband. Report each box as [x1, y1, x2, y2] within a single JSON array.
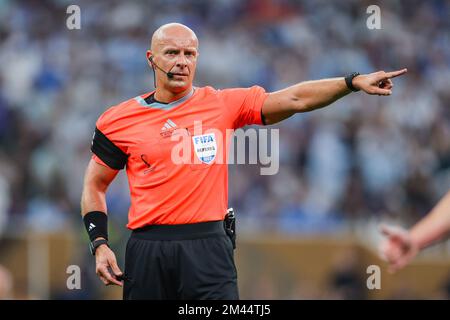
[[83, 211, 108, 242], [345, 72, 360, 92], [89, 238, 109, 256]]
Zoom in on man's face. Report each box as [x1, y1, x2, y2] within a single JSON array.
[[149, 36, 198, 93]]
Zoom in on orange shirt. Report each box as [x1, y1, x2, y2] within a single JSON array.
[[92, 86, 268, 229]]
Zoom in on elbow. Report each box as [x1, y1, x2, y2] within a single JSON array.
[[81, 175, 108, 201], [83, 180, 108, 198]]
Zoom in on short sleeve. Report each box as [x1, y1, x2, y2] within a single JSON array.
[[219, 86, 269, 129], [90, 113, 128, 170]]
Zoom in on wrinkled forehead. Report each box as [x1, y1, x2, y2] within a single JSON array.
[[153, 37, 198, 52], [151, 26, 199, 53]]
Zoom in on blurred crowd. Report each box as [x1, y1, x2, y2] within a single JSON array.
[[0, 0, 450, 239]]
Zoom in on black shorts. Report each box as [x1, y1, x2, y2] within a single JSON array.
[[122, 220, 239, 300]]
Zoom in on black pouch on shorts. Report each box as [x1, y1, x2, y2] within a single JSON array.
[[224, 208, 236, 249]]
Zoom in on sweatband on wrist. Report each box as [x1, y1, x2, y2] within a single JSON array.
[[83, 211, 108, 242]]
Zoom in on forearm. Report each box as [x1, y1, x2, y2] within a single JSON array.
[[289, 77, 352, 112], [81, 185, 109, 241], [263, 77, 352, 124], [81, 186, 108, 216], [410, 190, 450, 250]]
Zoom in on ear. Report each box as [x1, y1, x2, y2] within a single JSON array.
[[146, 50, 154, 65]]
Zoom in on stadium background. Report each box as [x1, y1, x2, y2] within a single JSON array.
[[0, 0, 450, 299]]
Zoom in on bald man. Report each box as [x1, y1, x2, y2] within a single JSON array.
[[81, 23, 407, 300]]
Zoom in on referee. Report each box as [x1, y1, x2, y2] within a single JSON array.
[[81, 23, 407, 300]]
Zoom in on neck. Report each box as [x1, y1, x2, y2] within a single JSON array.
[[154, 86, 193, 103]]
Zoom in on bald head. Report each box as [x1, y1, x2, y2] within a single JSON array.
[[151, 23, 198, 52], [147, 23, 199, 98]]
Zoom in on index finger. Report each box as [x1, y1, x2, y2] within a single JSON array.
[[379, 224, 402, 238], [379, 224, 394, 237], [385, 68, 408, 79]]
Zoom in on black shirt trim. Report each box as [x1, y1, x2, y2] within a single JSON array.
[[144, 93, 168, 105]]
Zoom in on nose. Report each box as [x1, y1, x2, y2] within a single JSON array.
[[175, 54, 188, 68]]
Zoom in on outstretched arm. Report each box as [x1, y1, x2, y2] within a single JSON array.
[[379, 190, 450, 273], [262, 69, 407, 125]]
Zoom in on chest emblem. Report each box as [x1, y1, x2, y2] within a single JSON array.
[[192, 133, 217, 164]]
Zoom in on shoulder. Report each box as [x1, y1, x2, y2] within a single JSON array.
[[214, 85, 267, 101], [96, 94, 149, 131], [194, 86, 247, 100], [194, 85, 218, 97]]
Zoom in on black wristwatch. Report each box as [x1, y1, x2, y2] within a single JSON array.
[[89, 238, 109, 256], [345, 72, 361, 92]]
